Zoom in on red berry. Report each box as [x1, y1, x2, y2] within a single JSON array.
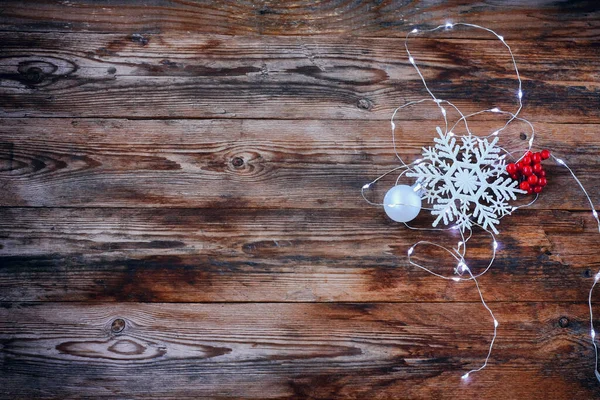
[[527, 187, 534, 195], [539, 170, 546, 177], [534, 185, 543, 194], [539, 177, 547, 187], [525, 151, 533, 158], [510, 173, 518, 180], [506, 163, 517, 174], [516, 161, 523, 170], [528, 175, 538, 185], [522, 165, 533, 176], [520, 181, 530, 191], [532, 153, 542, 164], [522, 156, 532, 165], [532, 163, 543, 173], [541, 149, 551, 160]]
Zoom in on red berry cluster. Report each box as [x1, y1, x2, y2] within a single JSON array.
[[506, 149, 550, 195]]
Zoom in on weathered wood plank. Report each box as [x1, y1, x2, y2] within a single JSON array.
[[0, 0, 598, 40], [1, 33, 599, 121], [0, 302, 598, 399], [0, 207, 598, 302], [1, 118, 599, 208]]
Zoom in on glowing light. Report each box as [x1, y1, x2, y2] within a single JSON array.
[[518, 90, 523, 99], [445, 22, 453, 29], [411, 28, 418, 33], [491, 107, 500, 113], [409, 56, 415, 64], [494, 319, 499, 327], [458, 241, 464, 247], [592, 210, 598, 218], [391, 122, 396, 130], [556, 158, 565, 165], [448, 131, 454, 137], [492, 130, 499, 136], [408, 247, 414, 256], [498, 35, 504, 41], [452, 277, 461, 282], [595, 273, 600, 282], [493, 241, 498, 250], [362, 184, 371, 190], [462, 373, 469, 380], [441, 108, 447, 116], [592, 330, 596, 340]]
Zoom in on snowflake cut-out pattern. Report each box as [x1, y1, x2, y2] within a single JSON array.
[[406, 127, 525, 233]]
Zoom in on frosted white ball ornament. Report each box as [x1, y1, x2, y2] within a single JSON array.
[[383, 184, 422, 223]]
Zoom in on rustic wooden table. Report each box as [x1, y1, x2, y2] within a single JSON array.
[[1, 1, 600, 398]]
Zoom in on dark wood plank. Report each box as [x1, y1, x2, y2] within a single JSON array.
[[0, 302, 598, 399], [1, 118, 599, 208], [1, 33, 599, 121], [0, 0, 598, 40], [1, 207, 598, 302]]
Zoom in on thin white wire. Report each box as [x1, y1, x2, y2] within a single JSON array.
[[460, 265, 498, 380], [589, 273, 600, 382], [550, 154, 600, 232], [362, 22, 600, 382]]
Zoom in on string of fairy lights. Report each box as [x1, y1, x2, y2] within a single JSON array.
[[362, 22, 600, 382]]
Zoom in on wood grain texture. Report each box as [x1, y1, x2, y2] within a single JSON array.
[[0, 0, 599, 40], [1, 302, 599, 399], [1, 118, 599, 208], [0, 207, 598, 302], [2, 1, 600, 398], [0, 33, 599, 121]]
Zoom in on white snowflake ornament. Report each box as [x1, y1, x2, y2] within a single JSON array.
[[406, 127, 525, 233]]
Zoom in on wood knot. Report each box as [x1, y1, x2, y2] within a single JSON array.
[[357, 98, 373, 111], [520, 132, 527, 140], [231, 157, 244, 168], [131, 33, 150, 46], [22, 67, 45, 84], [558, 317, 570, 328], [111, 318, 126, 333]]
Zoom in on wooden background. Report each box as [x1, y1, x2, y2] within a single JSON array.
[[1, 1, 600, 398]]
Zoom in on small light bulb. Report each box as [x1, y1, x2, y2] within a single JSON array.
[[458, 241, 464, 247], [362, 183, 370, 190], [448, 131, 454, 137], [451, 225, 459, 230], [445, 22, 453, 29], [556, 158, 565, 165], [413, 158, 423, 164], [391, 122, 396, 130], [411, 28, 418, 33], [409, 56, 415, 64], [518, 90, 523, 99], [494, 319, 499, 327], [408, 247, 414, 255], [492, 130, 499, 136], [592, 329, 596, 339], [493, 241, 498, 250], [592, 210, 598, 218], [434, 99, 442, 104], [595, 272, 600, 282], [498, 35, 504, 41], [452, 277, 461, 282], [462, 373, 469, 380], [441, 108, 447, 116], [491, 107, 500, 113]]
